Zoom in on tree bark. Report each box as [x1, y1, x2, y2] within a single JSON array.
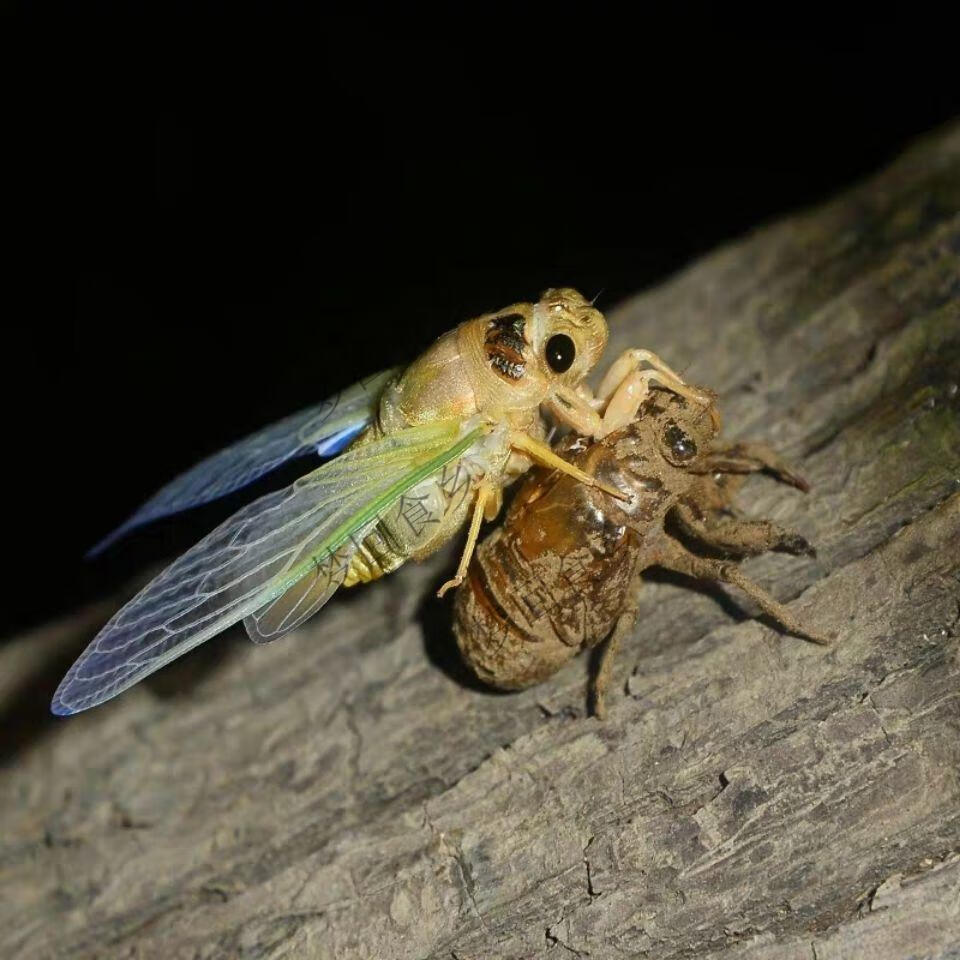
[[3, 124, 959, 960]]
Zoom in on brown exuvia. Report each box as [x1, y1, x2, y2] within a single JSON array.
[[453, 387, 828, 717]]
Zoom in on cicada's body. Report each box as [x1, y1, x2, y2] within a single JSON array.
[[454, 388, 826, 716], [57, 289, 711, 714], [339, 425, 510, 586]]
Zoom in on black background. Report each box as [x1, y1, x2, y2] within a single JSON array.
[[11, 8, 960, 634]]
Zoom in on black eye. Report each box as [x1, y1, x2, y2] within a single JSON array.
[[664, 423, 697, 462], [545, 334, 576, 373]]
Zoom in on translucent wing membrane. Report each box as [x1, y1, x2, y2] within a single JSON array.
[[87, 369, 399, 557], [242, 548, 353, 643], [54, 420, 485, 715], [241, 443, 488, 644]]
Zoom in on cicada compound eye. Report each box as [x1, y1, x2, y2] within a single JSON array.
[[663, 422, 697, 464], [545, 333, 576, 373]]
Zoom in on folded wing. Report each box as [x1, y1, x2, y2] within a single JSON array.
[[87, 369, 398, 556], [54, 419, 485, 715]]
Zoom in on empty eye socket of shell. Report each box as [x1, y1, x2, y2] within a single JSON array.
[[545, 333, 576, 373], [664, 423, 697, 462]]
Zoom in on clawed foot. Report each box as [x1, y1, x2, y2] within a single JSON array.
[[591, 689, 608, 720], [437, 576, 463, 599]]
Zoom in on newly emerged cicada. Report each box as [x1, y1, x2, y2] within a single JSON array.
[[454, 385, 828, 717], [55, 289, 707, 714]]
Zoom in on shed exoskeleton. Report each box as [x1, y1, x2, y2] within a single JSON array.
[[454, 386, 828, 717]]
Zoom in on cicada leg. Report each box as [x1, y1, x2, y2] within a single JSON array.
[[508, 430, 628, 501], [670, 499, 815, 559], [689, 441, 810, 492], [592, 604, 639, 720], [602, 369, 717, 438], [597, 349, 717, 437], [437, 480, 497, 598], [547, 348, 716, 440], [596, 348, 695, 402], [657, 545, 830, 646]]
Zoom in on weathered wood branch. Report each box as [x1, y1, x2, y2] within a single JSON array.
[[2, 124, 959, 960]]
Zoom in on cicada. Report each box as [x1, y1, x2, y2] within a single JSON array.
[[454, 385, 828, 718], [54, 289, 707, 714]]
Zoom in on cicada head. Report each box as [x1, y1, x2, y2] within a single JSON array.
[[653, 388, 721, 467], [610, 387, 721, 486], [459, 288, 609, 417], [528, 288, 609, 388]]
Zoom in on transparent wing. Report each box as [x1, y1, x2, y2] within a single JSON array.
[[53, 419, 486, 715], [242, 550, 353, 643], [242, 450, 487, 643], [87, 368, 399, 557]]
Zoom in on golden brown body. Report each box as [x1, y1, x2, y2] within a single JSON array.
[[454, 388, 824, 714], [341, 288, 711, 594], [342, 287, 611, 587]]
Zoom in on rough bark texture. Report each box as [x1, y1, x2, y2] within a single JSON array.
[[3, 125, 960, 960]]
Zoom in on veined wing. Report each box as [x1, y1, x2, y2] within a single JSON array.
[[87, 368, 399, 557], [243, 442, 489, 643], [53, 419, 487, 715]]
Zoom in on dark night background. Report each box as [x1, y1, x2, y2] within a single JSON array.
[[10, 9, 959, 635]]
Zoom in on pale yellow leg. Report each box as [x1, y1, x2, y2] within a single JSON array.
[[598, 348, 696, 402], [509, 430, 629, 502], [547, 350, 716, 440], [600, 369, 717, 437], [575, 381, 606, 410], [595, 348, 717, 436], [543, 385, 604, 437], [437, 480, 496, 598], [482, 485, 503, 521]]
